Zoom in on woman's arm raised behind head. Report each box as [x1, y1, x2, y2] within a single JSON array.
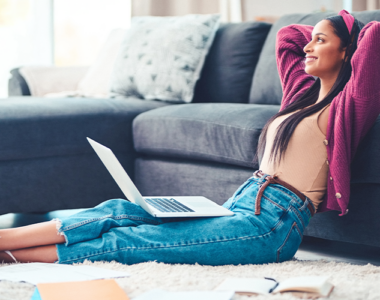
[[338, 21, 380, 158], [276, 24, 316, 111], [349, 21, 380, 100]]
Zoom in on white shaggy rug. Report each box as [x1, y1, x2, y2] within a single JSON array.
[[0, 259, 379, 300]]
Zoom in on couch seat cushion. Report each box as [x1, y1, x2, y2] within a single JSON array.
[[0, 97, 170, 161], [133, 103, 280, 168]]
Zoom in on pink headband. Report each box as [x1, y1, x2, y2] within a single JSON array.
[[339, 9, 355, 34]]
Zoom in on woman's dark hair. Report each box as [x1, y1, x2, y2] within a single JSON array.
[[252, 15, 365, 168]]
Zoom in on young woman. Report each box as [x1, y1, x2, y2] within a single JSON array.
[[1, 10, 379, 265]]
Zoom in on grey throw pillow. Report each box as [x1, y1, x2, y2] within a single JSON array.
[[109, 14, 220, 103]]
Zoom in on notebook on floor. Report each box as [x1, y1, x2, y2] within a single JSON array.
[[31, 279, 129, 300], [87, 138, 234, 218]]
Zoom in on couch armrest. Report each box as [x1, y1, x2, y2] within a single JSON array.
[[8, 68, 31, 96], [11, 65, 89, 97]]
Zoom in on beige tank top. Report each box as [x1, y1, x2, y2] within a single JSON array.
[[259, 104, 331, 211]]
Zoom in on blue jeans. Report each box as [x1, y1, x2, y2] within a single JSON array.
[[56, 171, 314, 265]]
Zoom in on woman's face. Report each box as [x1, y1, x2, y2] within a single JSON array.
[[303, 20, 346, 79]]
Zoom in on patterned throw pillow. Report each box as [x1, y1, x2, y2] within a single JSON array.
[[109, 14, 220, 103]]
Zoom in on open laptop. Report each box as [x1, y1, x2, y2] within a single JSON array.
[[87, 138, 234, 218]]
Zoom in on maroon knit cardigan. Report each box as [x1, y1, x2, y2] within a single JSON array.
[[275, 21, 380, 216]]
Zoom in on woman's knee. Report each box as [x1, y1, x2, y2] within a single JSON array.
[[97, 199, 137, 211]]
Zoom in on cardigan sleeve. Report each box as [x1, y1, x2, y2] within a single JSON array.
[[323, 21, 380, 216], [344, 21, 380, 157], [275, 24, 316, 111]]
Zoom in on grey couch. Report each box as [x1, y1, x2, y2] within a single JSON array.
[[7, 10, 380, 248]]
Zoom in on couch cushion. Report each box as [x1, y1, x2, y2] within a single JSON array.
[[0, 97, 170, 161], [305, 182, 380, 247], [248, 10, 380, 105], [135, 157, 254, 205], [352, 10, 380, 24], [110, 14, 220, 103], [351, 115, 380, 185], [133, 103, 280, 168], [193, 21, 271, 104]]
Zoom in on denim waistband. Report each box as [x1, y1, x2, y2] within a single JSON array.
[[250, 170, 316, 217]]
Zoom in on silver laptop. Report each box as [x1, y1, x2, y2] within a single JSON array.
[[87, 138, 234, 218]]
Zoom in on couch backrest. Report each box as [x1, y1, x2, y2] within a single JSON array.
[[193, 21, 271, 104], [249, 9, 380, 105]]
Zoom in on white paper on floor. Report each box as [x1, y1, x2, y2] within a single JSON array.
[[0, 263, 130, 285], [133, 289, 235, 300]]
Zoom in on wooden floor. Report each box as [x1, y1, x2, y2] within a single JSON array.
[[1, 209, 379, 266]]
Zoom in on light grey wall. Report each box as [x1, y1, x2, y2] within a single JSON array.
[[352, 0, 368, 11], [242, 0, 343, 21], [132, 0, 376, 20], [132, 0, 219, 17]]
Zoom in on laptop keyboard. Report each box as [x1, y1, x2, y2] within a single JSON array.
[[145, 198, 195, 213]]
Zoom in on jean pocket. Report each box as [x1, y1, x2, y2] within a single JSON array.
[[289, 205, 306, 229], [276, 222, 302, 263]]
